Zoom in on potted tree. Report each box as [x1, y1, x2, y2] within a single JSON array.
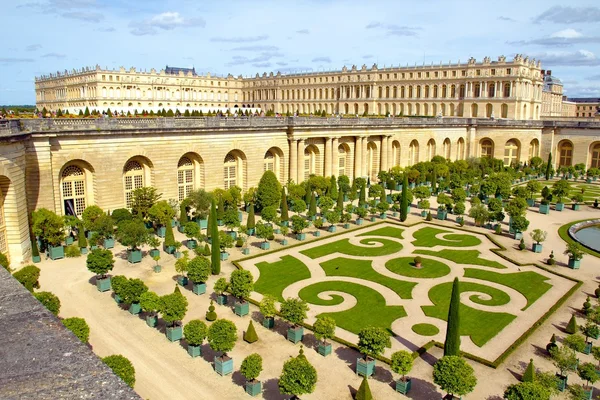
[[218, 231, 234, 260], [418, 199, 430, 217], [436, 193, 451, 220], [230, 269, 254, 317], [77, 222, 88, 255], [510, 215, 530, 240], [160, 287, 188, 341], [256, 222, 274, 250], [152, 254, 161, 273], [391, 350, 413, 394], [325, 210, 341, 232], [564, 242, 585, 269], [223, 207, 241, 240], [241, 353, 263, 397], [278, 347, 317, 398], [433, 355, 477, 399], [207, 319, 238, 376], [174, 251, 189, 286], [214, 277, 229, 305], [183, 222, 200, 249], [280, 224, 289, 246], [571, 193, 584, 210], [355, 206, 367, 225], [313, 315, 336, 356], [183, 319, 207, 358], [111, 275, 127, 304], [280, 297, 309, 344], [529, 229, 547, 253], [95, 214, 115, 249], [120, 278, 148, 315], [86, 248, 114, 292], [147, 235, 161, 258], [356, 326, 391, 377], [525, 180, 541, 207], [577, 362, 597, 399], [32, 208, 65, 260], [116, 219, 148, 263], [552, 180, 570, 211], [187, 256, 211, 295], [148, 200, 175, 238], [140, 291, 161, 327], [550, 345, 578, 391], [291, 215, 308, 241], [259, 294, 278, 329]]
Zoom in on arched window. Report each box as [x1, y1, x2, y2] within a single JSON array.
[[480, 139, 494, 158], [61, 165, 87, 217], [409, 140, 419, 166], [304, 146, 319, 180], [443, 138, 451, 159], [591, 143, 600, 168], [456, 138, 465, 160], [224, 152, 247, 190], [503, 140, 520, 166], [501, 103, 508, 118], [177, 157, 194, 201], [338, 144, 351, 177], [367, 142, 378, 180], [529, 139, 539, 159], [471, 103, 478, 117], [559, 141, 573, 167], [427, 139, 436, 160], [123, 160, 144, 208], [391, 141, 401, 166]]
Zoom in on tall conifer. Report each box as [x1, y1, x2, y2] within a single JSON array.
[[444, 277, 461, 356], [400, 174, 409, 222], [545, 152, 552, 180], [210, 199, 220, 274], [280, 188, 289, 222]]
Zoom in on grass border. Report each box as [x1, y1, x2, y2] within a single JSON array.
[[558, 219, 600, 259], [232, 218, 581, 369]]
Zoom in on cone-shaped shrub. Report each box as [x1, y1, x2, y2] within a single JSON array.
[[164, 221, 175, 248], [78, 223, 87, 248], [337, 189, 344, 211], [247, 204, 256, 230], [206, 300, 217, 321], [355, 375, 373, 400], [217, 196, 225, 220], [329, 176, 338, 200], [359, 185, 366, 207], [308, 193, 317, 216], [566, 315, 578, 334], [444, 277, 461, 356], [179, 202, 188, 226], [244, 320, 258, 343], [522, 358, 535, 382], [31, 233, 40, 259], [280, 189, 289, 222]]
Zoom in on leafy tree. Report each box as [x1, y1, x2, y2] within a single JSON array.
[[187, 256, 211, 283], [552, 180, 571, 202], [503, 381, 551, 400], [111, 209, 132, 226], [32, 208, 65, 246], [229, 269, 254, 301], [355, 375, 373, 400], [209, 199, 220, 274], [256, 171, 282, 211], [511, 215, 530, 233], [102, 355, 135, 387], [139, 291, 161, 316], [184, 319, 208, 346], [357, 326, 391, 359], [259, 294, 278, 319], [130, 187, 161, 220], [119, 278, 148, 305], [13, 265, 40, 292], [244, 320, 258, 343], [241, 353, 263, 382], [188, 189, 213, 219], [506, 197, 528, 217], [564, 242, 584, 261], [256, 222, 274, 242], [33, 291, 61, 315], [116, 219, 148, 250], [444, 277, 461, 356], [207, 319, 238, 355], [530, 229, 547, 244], [313, 316, 336, 345], [82, 205, 105, 231], [62, 317, 90, 343], [280, 297, 309, 326], [525, 181, 541, 200], [433, 355, 477, 397], [391, 350, 413, 382], [218, 231, 234, 251], [400, 174, 409, 221], [86, 248, 114, 278], [147, 200, 175, 226], [260, 206, 278, 223], [278, 348, 317, 396], [564, 334, 586, 353], [160, 291, 188, 327], [291, 215, 309, 234], [578, 362, 598, 389], [550, 346, 577, 377]]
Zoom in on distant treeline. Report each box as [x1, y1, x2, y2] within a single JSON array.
[[1, 105, 36, 112]]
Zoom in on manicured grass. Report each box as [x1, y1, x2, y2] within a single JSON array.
[[412, 323, 439, 336], [321, 257, 415, 299], [464, 269, 552, 310], [357, 226, 404, 239], [254, 255, 311, 302], [300, 237, 403, 259], [298, 280, 407, 334], [414, 249, 507, 269], [422, 281, 516, 347], [517, 181, 600, 204], [385, 257, 450, 279], [411, 227, 482, 248], [558, 220, 600, 259]]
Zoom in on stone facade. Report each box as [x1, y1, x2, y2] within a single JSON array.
[[1, 116, 600, 266]]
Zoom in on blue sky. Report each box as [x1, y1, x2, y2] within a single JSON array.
[[1, 0, 600, 104]]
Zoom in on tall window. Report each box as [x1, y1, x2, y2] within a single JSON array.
[[392, 141, 401, 166], [457, 138, 465, 160], [409, 140, 419, 166], [427, 139, 436, 160], [481, 139, 493, 158], [224, 154, 237, 190], [124, 160, 144, 208], [503, 140, 519, 166], [443, 139, 451, 159], [177, 157, 194, 201], [559, 142, 573, 166], [304, 146, 318, 180], [338, 145, 346, 177], [264, 151, 274, 172], [529, 139, 539, 159], [61, 165, 86, 216], [367, 142, 378, 180], [591, 143, 600, 168]]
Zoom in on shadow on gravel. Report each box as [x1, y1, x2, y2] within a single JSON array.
[[405, 377, 440, 400], [262, 378, 287, 400]]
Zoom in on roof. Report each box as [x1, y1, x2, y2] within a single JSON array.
[[0, 267, 140, 400], [165, 65, 197, 76], [568, 98, 600, 103]]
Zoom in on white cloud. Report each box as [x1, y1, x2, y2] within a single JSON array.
[[130, 12, 205, 36], [551, 29, 582, 39]]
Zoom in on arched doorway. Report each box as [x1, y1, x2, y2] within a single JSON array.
[[480, 139, 494, 158], [503, 140, 520, 166], [558, 141, 573, 167]]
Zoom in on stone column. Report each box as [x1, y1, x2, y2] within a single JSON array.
[[380, 136, 388, 173], [289, 138, 297, 184], [324, 137, 332, 177], [354, 136, 362, 178], [332, 137, 339, 177], [297, 139, 305, 183]]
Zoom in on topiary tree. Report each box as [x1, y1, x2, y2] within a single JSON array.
[[260, 294, 278, 322], [12, 265, 40, 292], [522, 358, 535, 382], [33, 291, 61, 316], [241, 353, 263, 382], [256, 171, 282, 211], [207, 198, 220, 274], [291, 215, 309, 234], [139, 291, 161, 317], [256, 222, 274, 243], [102, 355, 135, 387], [511, 215, 530, 234], [433, 355, 477, 398], [280, 297, 309, 328], [280, 188, 289, 222], [292, 199, 307, 215], [313, 316, 336, 346], [566, 314, 578, 334], [391, 350, 413, 383], [116, 219, 148, 250], [229, 269, 254, 302], [206, 300, 217, 321], [119, 278, 148, 305], [308, 192, 317, 217], [444, 277, 461, 356], [86, 248, 114, 279], [244, 320, 258, 343], [207, 319, 238, 357], [400, 174, 409, 221], [184, 319, 208, 347], [355, 375, 373, 400], [160, 291, 188, 328], [62, 317, 90, 343], [278, 347, 317, 397], [503, 381, 551, 400], [357, 326, 391, 360], [187, 256, 211, 284]]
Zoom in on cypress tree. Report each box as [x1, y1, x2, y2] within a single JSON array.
[[164, 220, 175, 248], [444, 277, 461, 356], [355, 375, 373, 400], [522, 358, 535, 382], [431, 169, 437, 194], [359, 185, 366, 207], [309, 192, 317, 216], [244, 320, 258, 343], [79, 110, 84, 116], [31, 232, 40, 260], [545, 152, 552, 180], [84, 106, 90, 117], [217, 195, 224, 221], [77, 223, 87, 248], [179, 202, 188, 226], [247, 204, 256, 230], [400, 174, 409, 222], [337, 189, 344, 211], [566, 315, 577, 334], [329, 176, 338, 200], [280, 189, 289, 222], [210, 199, 220, 274], [304, 188, 311, 206]]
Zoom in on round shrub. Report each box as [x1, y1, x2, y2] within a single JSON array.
[[102, 354, 135, 387], [12, 265, 40, 292], [34, 291, 61, 316], [65, 244, 81, 258], [62, 317, 90, 343], [414, 256, 422, 265]]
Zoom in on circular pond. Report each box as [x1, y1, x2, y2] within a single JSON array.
[[573, 225, 600, 252]]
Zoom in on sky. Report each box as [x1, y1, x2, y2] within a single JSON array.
[[1, 0, 600, 105]]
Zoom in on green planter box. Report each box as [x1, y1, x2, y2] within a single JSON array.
[[370, 216, 377, 222], [172, 219, 177, 227], [526, 199, 535, 207], [274, 228, 281, 234], [572, 204, 581, 211], [215, 356, 233, 376], [514, 232, 523, 240], [296, 233, 306, 241], [396, 378, 412, 395], [217, 220, 223, 226], [129, 302, 141, 315], [539, 204, 550, 214], [127, 249, 142, 263], [198, 219, 208, 230], [318, 342, 332, 356], [242, 248, 250, 255], [164, 245, 175, 254], [281, 239, 288, 245], [328, 225, 337, 233], [178, 225, 185, 233], [287, 326, 304, 343], [65, 236, 74, 245], [568, 258, 581, 269], [245, 380, 262, 397], [356, 357, 375, 377], [149, 248, 160, 258], [420, 210, 427, 217], [187, 344, 202, 358], [356, 218, 363, 225], [86, 231, 96, 240], [392, 212, 399, 217], [103, 238, 115, 249], [96, 276, 111, 292], [556, 374, 567, 392], [175, 251, 182, 259], [186, 239, 197, 249], [313, 231, 321, 237], [260, 242, 270, 250], [247, 228, 255, 236], [343, 223, 350, 229], [153, 265, 162, 273], [235, 301, 250, 317], [532, 243, 543, 253], [114, 294, 122, 304], [584, 388, 593, 400], [263, 317, 275, 329], [48, 245, 64, 260], [584, 342, 593, 355], [192, 282, 206, 295], [555, 202, 564, 211], [177, 276, 189, 286], [32, 255, 41, 263], [166, 325, 183, 342], [157, 226, 166, 238], [379, 213, 387, 220], [220, 252, 229, 261], [80, 247, 88, 255], [238, 211, 243, 222], [216, 294, 228, 306], [437, 210, 447, 220], [227, 231, 237, 240], [146, 314, 157, 327]]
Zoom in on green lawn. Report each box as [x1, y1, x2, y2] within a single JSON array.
[[321, 257, 416, 299], [412, 323, 439, 336], [422, 281, 516, 347], [517, 181, 600, 203], [300, 237, 403, 259], [254, 255, 311, 302], [298, 280, 407, 334], [464, 269, 552, 310], [411, 227, 482, 248], [385, 257, 451, 278], [414, 249, 507, 269], [357, 226, 404, 239]]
